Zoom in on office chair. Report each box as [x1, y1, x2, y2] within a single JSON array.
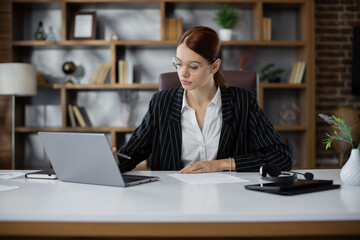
[[158, 70, 258, 98]]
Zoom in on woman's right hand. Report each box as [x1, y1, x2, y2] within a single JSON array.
[[112, 147, 120, 165]]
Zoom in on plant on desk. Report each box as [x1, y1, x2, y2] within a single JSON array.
[[319, 113, 360, 186]]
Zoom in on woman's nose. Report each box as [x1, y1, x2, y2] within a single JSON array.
[[179, 66, 190, 77]]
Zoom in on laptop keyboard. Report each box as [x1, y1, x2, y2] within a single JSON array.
[[123, 176, 143, 183]]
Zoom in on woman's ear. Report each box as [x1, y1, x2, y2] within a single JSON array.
[[211, 59, 221, 74]]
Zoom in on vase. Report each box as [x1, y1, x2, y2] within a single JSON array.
[[219, 29, 232, 41], [340, 149, 360, 186], [34, 21, 47, 40]]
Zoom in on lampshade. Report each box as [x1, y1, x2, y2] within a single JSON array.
[[0, 63, 37, 96]]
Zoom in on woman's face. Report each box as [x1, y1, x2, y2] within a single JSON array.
[[174, 43, 220, 91]]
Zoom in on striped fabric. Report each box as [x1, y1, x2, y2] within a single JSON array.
[[118, 87, 292, 172]]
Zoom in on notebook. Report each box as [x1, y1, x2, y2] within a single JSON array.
[[245, 179, 340, 196], [38, 131, 159, 187]]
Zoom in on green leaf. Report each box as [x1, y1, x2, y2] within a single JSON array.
[[214, 4, 238, 29], [321, 114, 356, 150]]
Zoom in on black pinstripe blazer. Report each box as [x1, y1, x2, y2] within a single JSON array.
[[118, 87, 292, 172]]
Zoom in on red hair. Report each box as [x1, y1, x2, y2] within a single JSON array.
[[177, 26, 227, 88]]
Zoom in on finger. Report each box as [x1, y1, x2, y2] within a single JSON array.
[[186, 164, 205, 174], [182, 163, 196, 171], [180, 163, 198, 174], [189, 168, 205, 174], [112, 147, 119, 165], [180, 166, 193, 174]]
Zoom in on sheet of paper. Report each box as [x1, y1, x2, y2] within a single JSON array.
[[168, 173, 249, 184], [0, 185, 19, 192], [0, 172, 26, 180]]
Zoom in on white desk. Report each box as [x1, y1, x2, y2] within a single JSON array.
[[0, 169, 359, 239]]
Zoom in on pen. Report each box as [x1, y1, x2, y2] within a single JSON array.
[[117, 151, 131, 160]]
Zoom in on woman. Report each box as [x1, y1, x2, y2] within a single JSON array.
[[115, 26, 292, 173]]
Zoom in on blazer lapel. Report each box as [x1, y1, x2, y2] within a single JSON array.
[[217, 88, 234, 159], [169, 87, 183, 169]]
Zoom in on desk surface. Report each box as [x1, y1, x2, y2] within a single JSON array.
[[0, 169, 360, 238]]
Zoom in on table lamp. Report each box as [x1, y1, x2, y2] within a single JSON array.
[[0, 63, 37, 169]]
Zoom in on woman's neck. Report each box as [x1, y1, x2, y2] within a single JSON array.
[[186, 81, 217, 109]]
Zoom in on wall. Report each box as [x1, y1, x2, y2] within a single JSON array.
[[315, 0, 360, 164]]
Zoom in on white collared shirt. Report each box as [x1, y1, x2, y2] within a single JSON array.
[[181, 87, 222, 167]]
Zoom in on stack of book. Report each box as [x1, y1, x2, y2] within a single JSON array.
[[118, 60, 133, 84], [67, 104, 92, 127], [289, 61, 306, 84], [164, 18, 183, 41], [89, 62, 111, 84], [262, 17, 272, 41]]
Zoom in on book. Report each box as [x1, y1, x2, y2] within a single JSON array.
[[89, 63, 105, 84], [72, 105, 87, 127], [295, 61, 306, 84], [288, 61, 299, 84], [164, 18, 170, 40], [67, 104, 76, 127], [96, 62, 111, 84], [127, 60, 134, 84], [118, 60, 126, 84], [267, 18, 272, 41], [176, 18, 183, 40], [293, 61, 302, 84], [262, 17, 271, 41], [165, 18, 182, 41], [169, 18, 176, 40], [78, 106, 92, 127], [288, 61, 306, 84], [123, 60, 128, 84], [263, 18, 268, 41]]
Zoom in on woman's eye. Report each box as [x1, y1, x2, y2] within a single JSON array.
[[189, 65, 199, 70]]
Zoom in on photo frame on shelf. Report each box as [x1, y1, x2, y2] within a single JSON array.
[[70, 12, 96, 40]]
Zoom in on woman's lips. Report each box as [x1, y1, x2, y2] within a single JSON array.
[[181, 80, 191, 85]]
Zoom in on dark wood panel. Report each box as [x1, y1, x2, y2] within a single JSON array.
[[0, 0, 13, 169]]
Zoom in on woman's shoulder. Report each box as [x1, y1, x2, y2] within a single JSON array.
[[225, 86, 256, 101], [151, 87, 183, 105]]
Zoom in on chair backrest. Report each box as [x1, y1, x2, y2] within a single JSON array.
[[158, 71, 258, 97]]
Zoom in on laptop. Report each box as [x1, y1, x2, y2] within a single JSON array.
[[37, 131, 159, 187]]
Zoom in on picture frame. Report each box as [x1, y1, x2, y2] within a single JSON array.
[[70, 12, 96, 40]]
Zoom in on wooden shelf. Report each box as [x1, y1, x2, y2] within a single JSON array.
[[12, 40, 178, 47], [223, 40, 306, 47], [13, 40, 108, 46], [38, 83, 159, 90], [15, 127, 137, 133], [10, 0, 316, 170], [13, 40, 305, 47], [260, 83, 306, 89]]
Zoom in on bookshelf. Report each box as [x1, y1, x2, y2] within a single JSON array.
[[10, 0, 315, 170]]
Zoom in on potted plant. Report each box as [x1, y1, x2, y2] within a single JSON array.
[[214, 4, 238, 41], [319, 113, 360, 186], [259, 63, 285, 82]]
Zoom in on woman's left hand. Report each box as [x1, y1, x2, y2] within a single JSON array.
[[180, 159, 231, 174]]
